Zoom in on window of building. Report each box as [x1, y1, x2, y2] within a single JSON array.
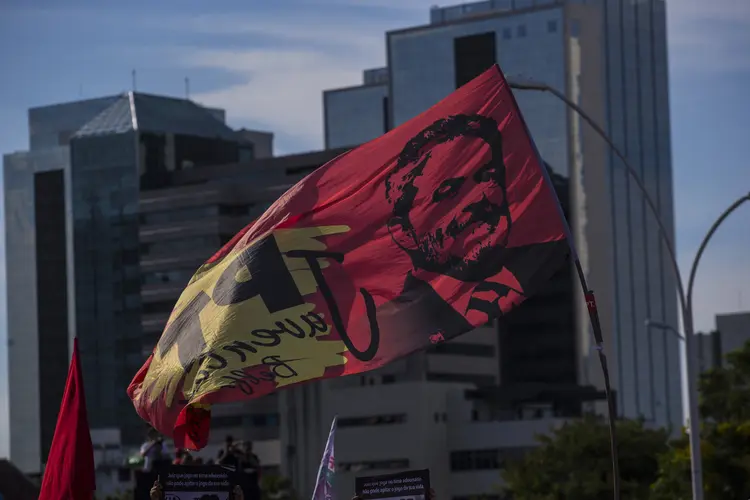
[[212, 415, 243, 428], [517, 25, 527, 38], [338, 414, 407, 428], [453, 32, 497, 89], [141, 269, 195, 286], [502, 28, 512, 40], [142, 300, 176, 315], [247, 413, 280, 427], [34, 169, 70, 462], [140, 235, 221, 256], [140, 205, 219, 225], [430, 342, 496, 357], [117, 468, 132, 483], [547, 20, 558, 33], [570, 19, 581, 37], [238, 144, 255, 163], [219, 204, 250, 217], [382, 96, 390, 133], [450, 447, 530, 471], [426, 373, 496, 387], [450, 451, 475, 471]]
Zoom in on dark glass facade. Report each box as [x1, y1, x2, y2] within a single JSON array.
[[453, 32, 497, 88], [34, 170, 70, 462], [69, 132, 143, 441], [498, 170, 576, 389], [69, 126, 244, 443]]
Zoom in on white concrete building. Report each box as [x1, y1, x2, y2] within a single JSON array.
[[279, 322, 606, 498], [2, 146, 75, 474], [282, 376, 595, 499]]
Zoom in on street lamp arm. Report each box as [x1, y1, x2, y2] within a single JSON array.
[[686, 193, 750, 322], [508, 78, 706, 499], [508, 79, 687, 314]]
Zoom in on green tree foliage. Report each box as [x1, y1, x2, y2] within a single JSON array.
[[501, 414, 668, 500], [650, 340, 750, 499], [699, 339, 750, 422], [261, 474, 297, 500]]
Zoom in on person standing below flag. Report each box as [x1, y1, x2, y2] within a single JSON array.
[[140, 428, 167, 472], [238, 441, 262, 500], [217, 435, 242, 469]]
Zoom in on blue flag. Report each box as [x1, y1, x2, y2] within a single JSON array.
[[312, 416, 337, 500]]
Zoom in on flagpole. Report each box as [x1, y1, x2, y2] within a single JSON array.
[[498, 68, 621, 500], [311, 416, 338, 500], [686, 193, 750, 336], [507, 78, 703, 500]]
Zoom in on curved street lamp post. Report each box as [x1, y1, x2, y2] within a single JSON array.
[[508, 77, 750, 500]]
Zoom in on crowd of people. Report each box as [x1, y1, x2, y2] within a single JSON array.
[[140, 428, 434, 500], [137, 429, 262, 500], [139, 429, 261, 470]]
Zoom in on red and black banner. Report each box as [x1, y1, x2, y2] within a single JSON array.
[[128, 65, 570, 448]]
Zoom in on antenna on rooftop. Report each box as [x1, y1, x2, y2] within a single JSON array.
[[132, 69, 137, 92], [185, 77, 191, 100]]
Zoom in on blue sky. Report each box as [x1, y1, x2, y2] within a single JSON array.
[[0, 0, 747, 336]]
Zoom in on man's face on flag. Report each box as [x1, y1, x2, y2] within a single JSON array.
[[386, 115, 512, 282]]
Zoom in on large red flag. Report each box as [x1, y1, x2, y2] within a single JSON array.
[[40, 338, 96, 500], [128, 65, 571, 449]]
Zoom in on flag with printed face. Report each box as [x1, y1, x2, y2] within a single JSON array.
[[312, 417, 337, 500], [127, 64, 571, 449]]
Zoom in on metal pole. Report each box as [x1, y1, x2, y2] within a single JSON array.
[[682, 193, 750, 461], [686, 194, 750, 329], [507, 79, 704, 499]]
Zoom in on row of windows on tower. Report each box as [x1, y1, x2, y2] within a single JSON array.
[[501, 19, 559, 40]]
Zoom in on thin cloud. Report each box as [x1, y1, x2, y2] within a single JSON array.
[[668, 0, 750, 72], [181, 47, 372, 150], [167, 7, 421, 152], [678, 238, 750, 332], [168, 0, 750, 151], [293, 0, 439, 12], [147, 13, 390, 54]]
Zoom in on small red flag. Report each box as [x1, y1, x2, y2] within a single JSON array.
[[39, 338, 96, 500]]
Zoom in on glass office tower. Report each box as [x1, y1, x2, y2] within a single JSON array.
[[322, 0, 681, 429], [2, 92, 251, 471]]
